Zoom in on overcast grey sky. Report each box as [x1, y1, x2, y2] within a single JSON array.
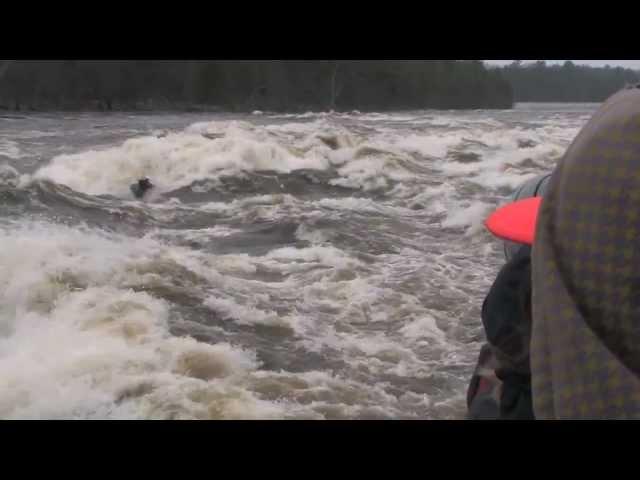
[[485, 60, 640, 69]]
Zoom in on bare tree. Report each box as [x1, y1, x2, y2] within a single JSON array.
[[0, 60, 14, 81], [329, 61, 344, 110]]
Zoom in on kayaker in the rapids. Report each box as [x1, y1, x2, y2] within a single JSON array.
[[468, 84, 640, 419], [130, 177, 154, 199]]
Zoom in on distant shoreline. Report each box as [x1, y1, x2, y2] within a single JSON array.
[[0, 102, 603, 117], [0, 104, 515, 114]]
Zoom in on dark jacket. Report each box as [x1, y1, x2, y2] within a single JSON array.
[[467, 245, 534, 420], [130, 179, 153, 199]]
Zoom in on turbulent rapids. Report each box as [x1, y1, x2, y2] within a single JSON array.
[[0, 104, 596, 419]]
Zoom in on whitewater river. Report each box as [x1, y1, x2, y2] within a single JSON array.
[[0, 103, 597, 419]]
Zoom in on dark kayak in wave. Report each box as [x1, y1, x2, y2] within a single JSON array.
[[130, 178, 153, 199]]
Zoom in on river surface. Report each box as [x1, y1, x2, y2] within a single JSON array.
[[0, 103, 597, 419]]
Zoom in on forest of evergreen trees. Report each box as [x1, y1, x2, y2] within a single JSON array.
[[0, 60, 514, 112], [1, 60, 636, 112], [498, 61, 640, 102]]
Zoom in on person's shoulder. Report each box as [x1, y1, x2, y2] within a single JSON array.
[[482, 246, 532, 344]]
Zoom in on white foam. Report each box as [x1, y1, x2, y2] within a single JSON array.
[[0, 220, 295, 419], [265, 245, 361, 271], [399, 315, 446, 342], [441, 202, 493, 235], [330, 156, 414, 191], [422, 126, 571, 192], [395, 132, 466, 158], [198, 194, 300, 222], [312, 197, 388, 214], [27, 117, 459, 197], [0, 163, 20, 187], [204, 296, 289, 328], [0, 139, 24, 159], [31, 123, 332, 196], [146, 226, 242, 243], [295, 223, 331, 244]]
